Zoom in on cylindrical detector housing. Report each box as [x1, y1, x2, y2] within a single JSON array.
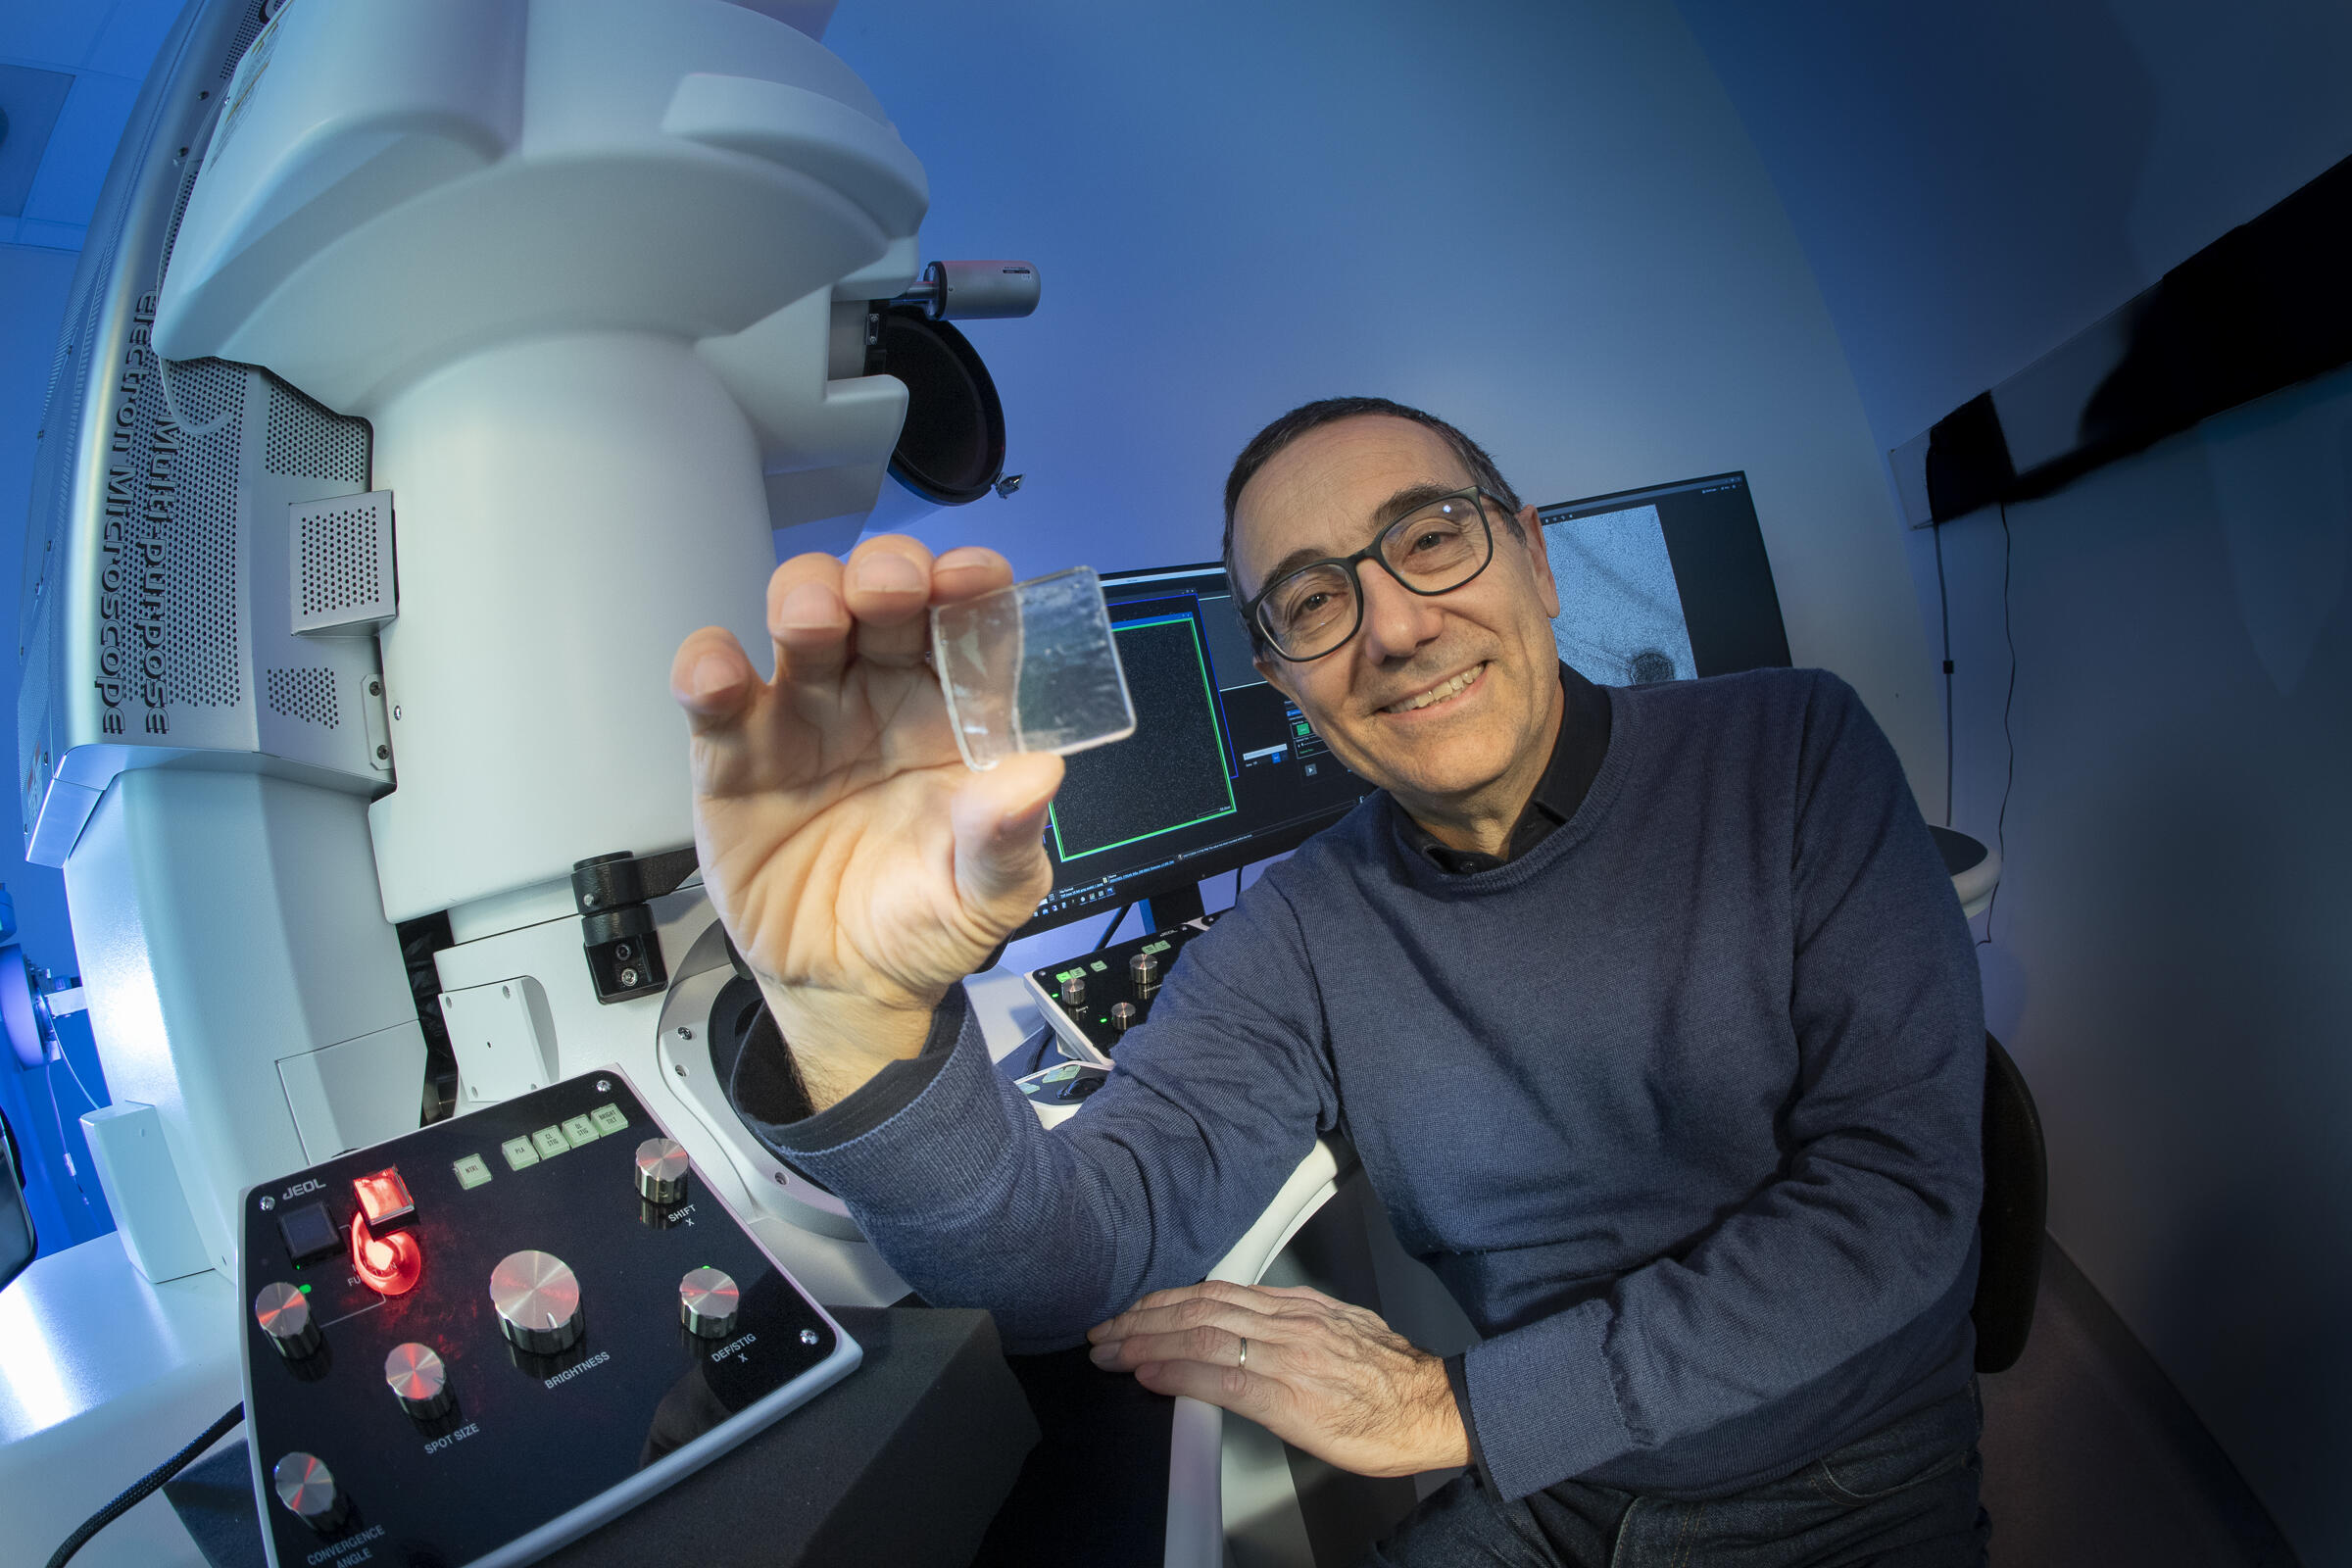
[[925, 260, 1040, 320]]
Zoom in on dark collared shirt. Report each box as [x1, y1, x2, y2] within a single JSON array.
[[1396, 662, 1613, 874]]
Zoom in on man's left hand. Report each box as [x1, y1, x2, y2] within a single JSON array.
[[1087, 1281, 1469, 1478]]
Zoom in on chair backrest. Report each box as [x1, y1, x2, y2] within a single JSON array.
[[1973, 1033, 2046, 1373], [0, 1107, 36, 1294]]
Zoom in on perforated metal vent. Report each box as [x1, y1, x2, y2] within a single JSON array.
[[266, 666, 338, 728], [157, 156, 203, 295], [159, 370, 243, 708], [162, 358, 244, 432], [291, 491, 397, 636], [265, 382, 367, 484], [300, 504, 380, 616], [221, 5, 268, 80]]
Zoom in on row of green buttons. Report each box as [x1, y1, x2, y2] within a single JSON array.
[[451, 1102, 634, 1190]]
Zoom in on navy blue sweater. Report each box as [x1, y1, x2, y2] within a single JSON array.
[[745, 668, 1984, 1499]]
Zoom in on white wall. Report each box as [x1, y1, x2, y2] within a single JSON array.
[[1678, 1, 2352, 1556], [823, 0, 1942, 809]]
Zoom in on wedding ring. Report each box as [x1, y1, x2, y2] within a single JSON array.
[[1237, 1336, 1249, 1370]]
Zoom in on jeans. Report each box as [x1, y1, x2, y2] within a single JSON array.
[[1363, 1381, 1989, 1568]]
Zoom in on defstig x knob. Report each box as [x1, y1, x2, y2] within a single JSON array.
[[490, 1250, 583, 1354], [678, 1265, 740, 1339]]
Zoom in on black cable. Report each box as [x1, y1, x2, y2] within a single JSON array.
[[1934, 520, 1954, 827], [1981, 502, 2018, 947], [1091, 903, 1133, 952], [47, 1403, 245, 1568]]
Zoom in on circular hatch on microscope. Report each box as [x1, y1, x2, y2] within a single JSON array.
[[877, 307, 1007, 506]]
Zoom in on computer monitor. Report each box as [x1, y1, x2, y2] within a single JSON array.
[[1538, 470, 1790, 684], [1012, 563, 1376, 938]]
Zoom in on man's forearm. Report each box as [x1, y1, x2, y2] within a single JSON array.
[[757, 978, 941, 1110]]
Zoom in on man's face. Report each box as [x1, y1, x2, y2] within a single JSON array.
[[1235, 416, 1562, 821]]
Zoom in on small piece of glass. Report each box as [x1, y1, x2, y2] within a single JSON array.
[[931, 565, 1137, 772]]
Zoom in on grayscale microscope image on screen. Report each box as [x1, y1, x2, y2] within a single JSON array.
[[1539, 471, 1792, 684]]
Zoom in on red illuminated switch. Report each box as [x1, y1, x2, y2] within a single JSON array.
[[351, 1212, 422, 1296], [353, 1167, 416, 1229]]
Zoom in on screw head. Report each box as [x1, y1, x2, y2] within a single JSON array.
[[673, 1063, 687, 1077], [614, 943, 633, 960], [374, 744, 390, 760], [259, 1195, 275, 1211], [800, 1328, 819, 1346], [772, 1171, 786, 1185], [676, 1025, 694, 1040], [595, 1078, 611, 1092], [619, 967, 640, 987]]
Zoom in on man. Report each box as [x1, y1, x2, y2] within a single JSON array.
[[668, 398, 1988, 1564]]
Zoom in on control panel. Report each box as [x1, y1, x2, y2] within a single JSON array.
[[1022, 912, 1221, 1065], [237, 1068, 858, 1568]]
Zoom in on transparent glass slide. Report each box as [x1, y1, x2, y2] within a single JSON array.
[[931, 565, 1137, 771]]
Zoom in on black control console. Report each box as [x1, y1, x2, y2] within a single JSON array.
[[1022, 912, 1221, 1064], [237, 1069, 858, 1568]]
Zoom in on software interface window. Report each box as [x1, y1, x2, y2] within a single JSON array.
[[1024, 567, 1373, 931]]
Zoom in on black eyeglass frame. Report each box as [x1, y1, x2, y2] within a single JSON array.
[[1239, 487, 1505, 662]]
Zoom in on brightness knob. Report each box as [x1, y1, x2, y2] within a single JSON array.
[[272, 1452, 348, 1533], [634, 1137, 690, 1206], [384, 1343, 453, 1419], [253, 1283, 320, 1359], [490, 1250, 583, 1354], [678, 1265, 740, 1339]]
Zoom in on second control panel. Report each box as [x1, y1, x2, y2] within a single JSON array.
[[1023, 912, 1221, 1064], [238, 1068, 857, 1568]]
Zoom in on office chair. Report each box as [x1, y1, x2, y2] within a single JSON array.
[[1973, 1033, 2046, 1373]]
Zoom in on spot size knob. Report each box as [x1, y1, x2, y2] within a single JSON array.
[[253, 1282, 320, 1359], [272, 1451, 348, 1533], [384, 1342, 453, 1419], [1110, 1001, 1137, 1033], [1129, 951, 1160, 997], [678, 1265, 740, 1339], [490, 1250, 583, 1355], [634, 1137, 690, 1206]]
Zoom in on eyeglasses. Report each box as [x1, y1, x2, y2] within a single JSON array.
[[1241, 488, 1500, 662]]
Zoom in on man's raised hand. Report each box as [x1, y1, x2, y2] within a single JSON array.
[[669, 537, 1063, 1108]]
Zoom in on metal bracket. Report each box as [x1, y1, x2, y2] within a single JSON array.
[[571, 847, 698, 1004]]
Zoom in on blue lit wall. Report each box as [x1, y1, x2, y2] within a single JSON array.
[[1678, 2, 2352, 1557]]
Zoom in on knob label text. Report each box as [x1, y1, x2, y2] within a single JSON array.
[[544, 1349, 610, 1390]]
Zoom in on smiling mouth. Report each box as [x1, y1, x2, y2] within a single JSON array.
[[1382, 662, 1487, 714]]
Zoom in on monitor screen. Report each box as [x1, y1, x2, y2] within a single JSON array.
[[1538, 470, 1790, 684], [1013, 564, 1376, 937]]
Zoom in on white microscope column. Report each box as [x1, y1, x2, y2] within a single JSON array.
[[366, 333, 771, 920]]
